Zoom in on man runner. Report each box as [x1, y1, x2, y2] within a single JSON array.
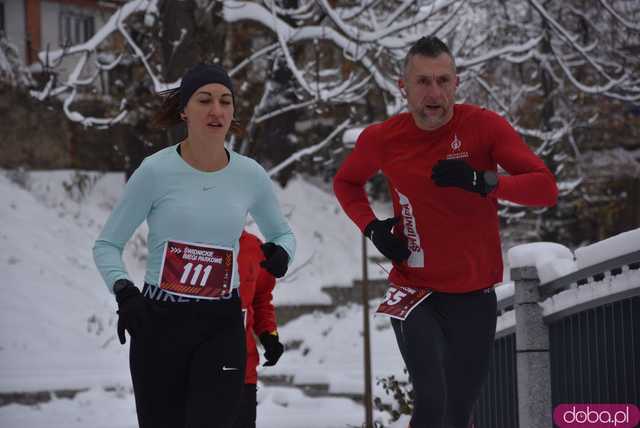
[[333, 36, 557, 428]]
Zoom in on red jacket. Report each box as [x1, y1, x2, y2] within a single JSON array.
[[334, 104, 558, 293], [238, 231, 277, 384]]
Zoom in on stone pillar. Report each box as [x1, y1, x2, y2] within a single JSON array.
[[512, 266, 552, 428]]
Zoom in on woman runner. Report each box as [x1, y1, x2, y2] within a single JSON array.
[[93, 63, 295, 428]]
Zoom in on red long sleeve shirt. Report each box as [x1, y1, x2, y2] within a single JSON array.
[[238, 231, 277, 384], [333, 104, 558, 293]]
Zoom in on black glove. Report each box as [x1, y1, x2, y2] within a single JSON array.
[[259, 332, 285, 367], [114, 279, 148, 345], [260, 243, 289, 278], [431, 159, 495, 196], [364, 217, 410, 263]]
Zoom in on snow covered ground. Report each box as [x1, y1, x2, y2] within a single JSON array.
[[0, 170, 402, 428], [2, 169, 637, 428], [245, 174, 392, 306], [0, 385, 410, 428], [272, 302, 407, 397]]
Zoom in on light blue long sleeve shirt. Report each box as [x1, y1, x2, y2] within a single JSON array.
[[93, 145, 295, 293]]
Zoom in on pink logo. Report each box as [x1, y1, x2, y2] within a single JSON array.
[[553, 404, 640, 427]]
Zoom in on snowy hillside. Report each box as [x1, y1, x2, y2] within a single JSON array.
[[0, 170, 406, 428], [0, 170, 391, 388], [247, 175, 391, 306], [273, 301, 408, 404], [0, 172, 131, 392], [2, 169, 637, 428]]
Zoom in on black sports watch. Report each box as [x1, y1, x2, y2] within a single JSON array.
[[113, 279, 134, 294], [482, 171, 498, 195]]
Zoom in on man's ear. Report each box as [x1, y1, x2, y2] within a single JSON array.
[[398, 79, 407, 98]]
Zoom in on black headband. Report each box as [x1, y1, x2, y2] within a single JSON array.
[[178, 63, 234, 111]]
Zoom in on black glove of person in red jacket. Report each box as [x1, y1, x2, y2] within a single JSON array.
[[364, 217, 410, 263], [260, 243, 289, 278], [259, 332, 285, 367]]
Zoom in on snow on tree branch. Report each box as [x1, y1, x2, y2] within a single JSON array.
[[598, 0, 640, 31], [27, 0, 639, 222], [29, 0, 180, 127], [315, 0, 457, 47], [529, 0, 633, 87], [0, 36, 33, 87], [267, 119, 351, 178]]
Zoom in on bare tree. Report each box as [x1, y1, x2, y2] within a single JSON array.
[[473, 0, 640, 242], [0, 36, 34, 87], [31, 0, 640, 240]]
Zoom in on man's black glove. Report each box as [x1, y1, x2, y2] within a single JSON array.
[[431, 159, 496, 196], [114, 279, 148, 345], [260, 243, 289, 278], [364, 217, 410, 263], [259, 332, 285, 367]]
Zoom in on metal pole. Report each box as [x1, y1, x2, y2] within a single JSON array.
[[362, 234, 374, 428]]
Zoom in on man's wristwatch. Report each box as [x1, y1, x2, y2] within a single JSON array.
[[113, 279, 133, 294], [482, 171, 498, 195]]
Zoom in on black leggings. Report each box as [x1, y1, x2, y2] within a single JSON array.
[[391, 289, 497, 428], [130, 288, 246, 428], [232, 383, 257, 428]]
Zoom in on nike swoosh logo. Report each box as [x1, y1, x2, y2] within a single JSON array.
[[203, 186, 216, 191], [222, 366, 239, 371]]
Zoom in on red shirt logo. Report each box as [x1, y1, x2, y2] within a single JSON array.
[[447, 134, 470, 160], [451, 134, 462, 151]]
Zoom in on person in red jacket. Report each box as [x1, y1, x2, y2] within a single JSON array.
[[233, 231, 284, 428], [333, 36, 557, 428]]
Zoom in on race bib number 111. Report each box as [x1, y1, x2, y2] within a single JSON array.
[[159, 240, 235, 300], [375, 285, 432, 320]]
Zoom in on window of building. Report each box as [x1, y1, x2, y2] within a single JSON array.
[[59, 11, 95, 46]]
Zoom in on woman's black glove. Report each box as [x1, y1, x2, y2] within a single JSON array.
[[260, 243, 289, 278], [259, 332, 285, 367], [114, 279, 148, 345]]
